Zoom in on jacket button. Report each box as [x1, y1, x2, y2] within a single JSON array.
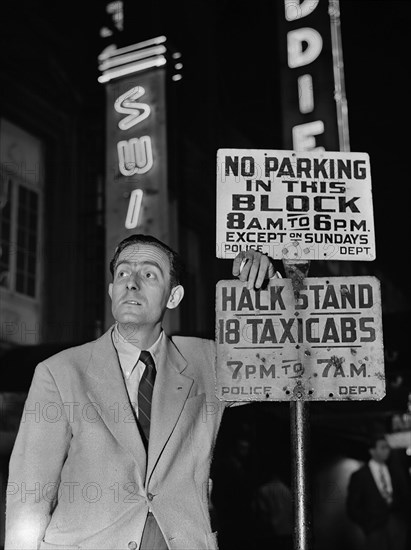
[[128, 542, 138, 550], [147, 492, 154, 501]]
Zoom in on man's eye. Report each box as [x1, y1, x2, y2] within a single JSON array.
[[117, 270, 128, 278], [145, 271, 155, 278]]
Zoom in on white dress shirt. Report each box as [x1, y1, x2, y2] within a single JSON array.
[[369, 459, 393, 502]]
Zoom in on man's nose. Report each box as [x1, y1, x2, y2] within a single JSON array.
[[126, 273, 140, 290]]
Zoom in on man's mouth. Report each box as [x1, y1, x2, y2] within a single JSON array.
[[124, 300, 142, 305]]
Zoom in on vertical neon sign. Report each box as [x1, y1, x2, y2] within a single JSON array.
[[99, 36, 172, 327], [277, 0, 349, 152]]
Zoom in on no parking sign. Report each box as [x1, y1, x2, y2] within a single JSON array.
[[216, 149, 376, 261]]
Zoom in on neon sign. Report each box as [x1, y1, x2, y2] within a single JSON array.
[[114, 85, 154, 226], [114, 86, 151, 130], [278, 0, 349, 152], [117, 136, 153, 176]]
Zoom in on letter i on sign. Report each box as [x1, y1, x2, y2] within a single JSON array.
[[125, 189, 144, 229]]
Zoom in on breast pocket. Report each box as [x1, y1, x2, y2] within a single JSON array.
[[180, 394, 209, 439], [183, 393, 206, 416]]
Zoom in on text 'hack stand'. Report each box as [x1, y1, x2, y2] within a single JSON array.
[[215, 149, 385, 549]]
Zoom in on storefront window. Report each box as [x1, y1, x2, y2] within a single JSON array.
[[0, 118, 44, 345]]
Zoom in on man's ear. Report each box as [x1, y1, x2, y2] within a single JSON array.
[[108, 283, 113, 300], [167, 285, 184, 309]]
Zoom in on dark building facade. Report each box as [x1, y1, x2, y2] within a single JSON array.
[[0, 1, 106, 353]]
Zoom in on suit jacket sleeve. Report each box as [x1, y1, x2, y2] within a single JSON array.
[[5, 361, 72, 550]]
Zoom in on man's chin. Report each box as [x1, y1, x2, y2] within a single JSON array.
[[116, 317, 142, 326]]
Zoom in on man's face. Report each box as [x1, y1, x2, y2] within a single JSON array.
[[108, 243, 174, 329], [370, 439, 391, 463]]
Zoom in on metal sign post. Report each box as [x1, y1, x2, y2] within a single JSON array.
[[284, 258, 312, 550], [291, 396, 311, 550], [215, 147, 383, 550]]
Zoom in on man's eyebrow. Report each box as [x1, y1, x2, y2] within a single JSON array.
[[141, 260, 164, 272], [115, 259, 164, 272], [114, 259, 132, 271]]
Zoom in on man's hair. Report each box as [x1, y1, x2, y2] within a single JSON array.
[[109, 234, 184, 289], [367, 433, 387, 450]]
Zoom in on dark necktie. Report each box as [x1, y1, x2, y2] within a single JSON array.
[[379, 466, 393, 505], [138, 350, 156, 447]]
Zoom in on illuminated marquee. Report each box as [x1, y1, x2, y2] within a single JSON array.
[[98, 19, 182, 328], [99, 37, 171, 326]]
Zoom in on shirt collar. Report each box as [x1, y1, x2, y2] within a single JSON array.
[[112, 323, 164, 374], [369, 458, 388, 473]]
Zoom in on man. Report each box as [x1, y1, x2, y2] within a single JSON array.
[[346, 433, 411, 550], [5, 234, 278, 550]]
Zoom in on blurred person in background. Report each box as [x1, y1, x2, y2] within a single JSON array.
[[346, 433, 411, 550], [254, 470, 293, 550]]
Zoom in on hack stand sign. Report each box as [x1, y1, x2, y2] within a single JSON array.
[[216, 277, 384, 401], [215, 149, 384, 550]]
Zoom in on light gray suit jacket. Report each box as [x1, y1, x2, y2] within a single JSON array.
[[6, 327, 228, 550]]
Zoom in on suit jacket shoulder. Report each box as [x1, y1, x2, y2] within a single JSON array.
[[170, 336, 215, 362], [351, 464, 371, 482], [34, 328, 114, 379], [170, 336, 216, 392]]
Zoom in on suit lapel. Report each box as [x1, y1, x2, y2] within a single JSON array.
[[85, 327, 147, 486], [146, 336, 194, 482], [366, 465, 387, 502]]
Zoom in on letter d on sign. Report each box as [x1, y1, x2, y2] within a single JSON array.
[[287, 28, 323, 68]]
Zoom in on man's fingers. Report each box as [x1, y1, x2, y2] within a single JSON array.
[[254, 256, 269, 289], [238, 257, 252, 282], [246, 257, 260, 289], [232, 251, 246, 276], [233, 250, 277, 288]]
